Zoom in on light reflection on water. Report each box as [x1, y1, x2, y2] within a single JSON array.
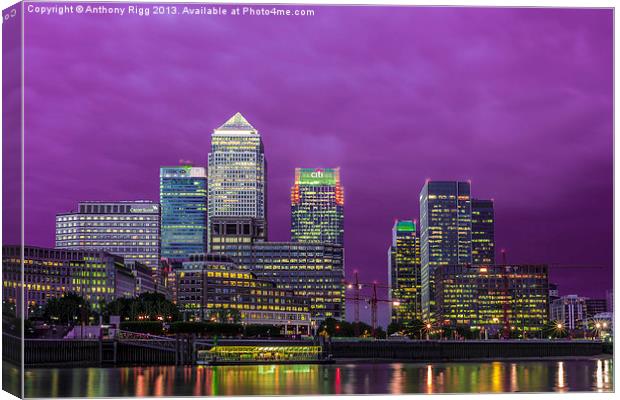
[[13, 358, 614, 397]]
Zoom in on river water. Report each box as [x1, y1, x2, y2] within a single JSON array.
[[10, 358, 614, 397]]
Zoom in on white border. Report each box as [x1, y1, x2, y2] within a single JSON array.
[[0, 1, 616, 400]]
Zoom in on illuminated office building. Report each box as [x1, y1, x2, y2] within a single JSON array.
[[550, 295, 588, 331], [208, 112, 267, 245], [388, 220, 422, 325], [291, 168, 344, 245], [160, 165, 207, 259], [210, 223, 345, 321], [420, 181, 472, 320], [174, 254, 312, 333], [435, 264, 549, 336], [125, 261, 159, 295], [471, 199, 495, 265], [2, 245, 135, 318], [55, 201, 160, 270]]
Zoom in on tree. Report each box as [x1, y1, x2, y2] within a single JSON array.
[[387, 322, 404, 335], [404, 319, 426, 339], [206, 308, 241, 324], [43, 292, 91, 325], [318, 318, 384, 338], [441, 324, 474, 340], [319, 318, 354, 337], [375, 326, 387, 339], [351, 321, 374, 337], [103, 293, 180, 322]]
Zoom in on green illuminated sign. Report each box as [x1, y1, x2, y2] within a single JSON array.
[[297, 168, 338, 185], [396, 221, 416, 232]]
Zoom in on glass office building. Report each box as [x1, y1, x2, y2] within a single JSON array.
[[388, 220, 422, 325], [420, 181, 472, 321], [208, 112, 267, 244], [210, 224, 345, 321], [160, 165, 207, 260], [435, 264, 549, 337], [55, 201, 160, 269], [472, 199, 495, 265], [291, 168, 344, 245]]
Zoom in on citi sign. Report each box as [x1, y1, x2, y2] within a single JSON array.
[[310, 169, 324, 178]]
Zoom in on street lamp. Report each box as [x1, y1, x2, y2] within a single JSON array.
[[422, 323, 432, 340]]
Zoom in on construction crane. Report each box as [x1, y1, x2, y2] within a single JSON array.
[[344, 274, 397, 337]]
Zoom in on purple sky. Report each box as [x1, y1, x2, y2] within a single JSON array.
[[22, 5, 612, 326]]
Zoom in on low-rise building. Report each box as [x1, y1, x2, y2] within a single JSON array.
[[174, 254, 313, 334], [550, 295, 588, 331], [2, 245, 135, 318]]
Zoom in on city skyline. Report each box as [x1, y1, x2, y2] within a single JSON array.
[[20, 7, 613, 326]]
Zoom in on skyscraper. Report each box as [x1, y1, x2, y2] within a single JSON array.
[[471, 199, 495, 265], [208, 112, 267, 245], [160, 165, 207, 259], [388, 220, 422, 325], [420, 181, 472, 321], [291, 168, 344, 245], [55, 200, 160, 269]]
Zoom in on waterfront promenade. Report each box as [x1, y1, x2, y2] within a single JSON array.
[[3, 333, 608, 368]]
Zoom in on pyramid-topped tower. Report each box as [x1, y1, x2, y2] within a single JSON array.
[[208, 113, 267, 246], [215, 112, 257, 133]]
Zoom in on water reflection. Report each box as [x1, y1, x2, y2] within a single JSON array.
[[18, 358, 613, 397], [596, 359, 604, 391], [422, 364, 431, 393], [509, 363, 518, 392], [556, 361, 567, 392]]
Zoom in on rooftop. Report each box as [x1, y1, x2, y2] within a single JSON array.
[[214, 112, 257, 133]]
